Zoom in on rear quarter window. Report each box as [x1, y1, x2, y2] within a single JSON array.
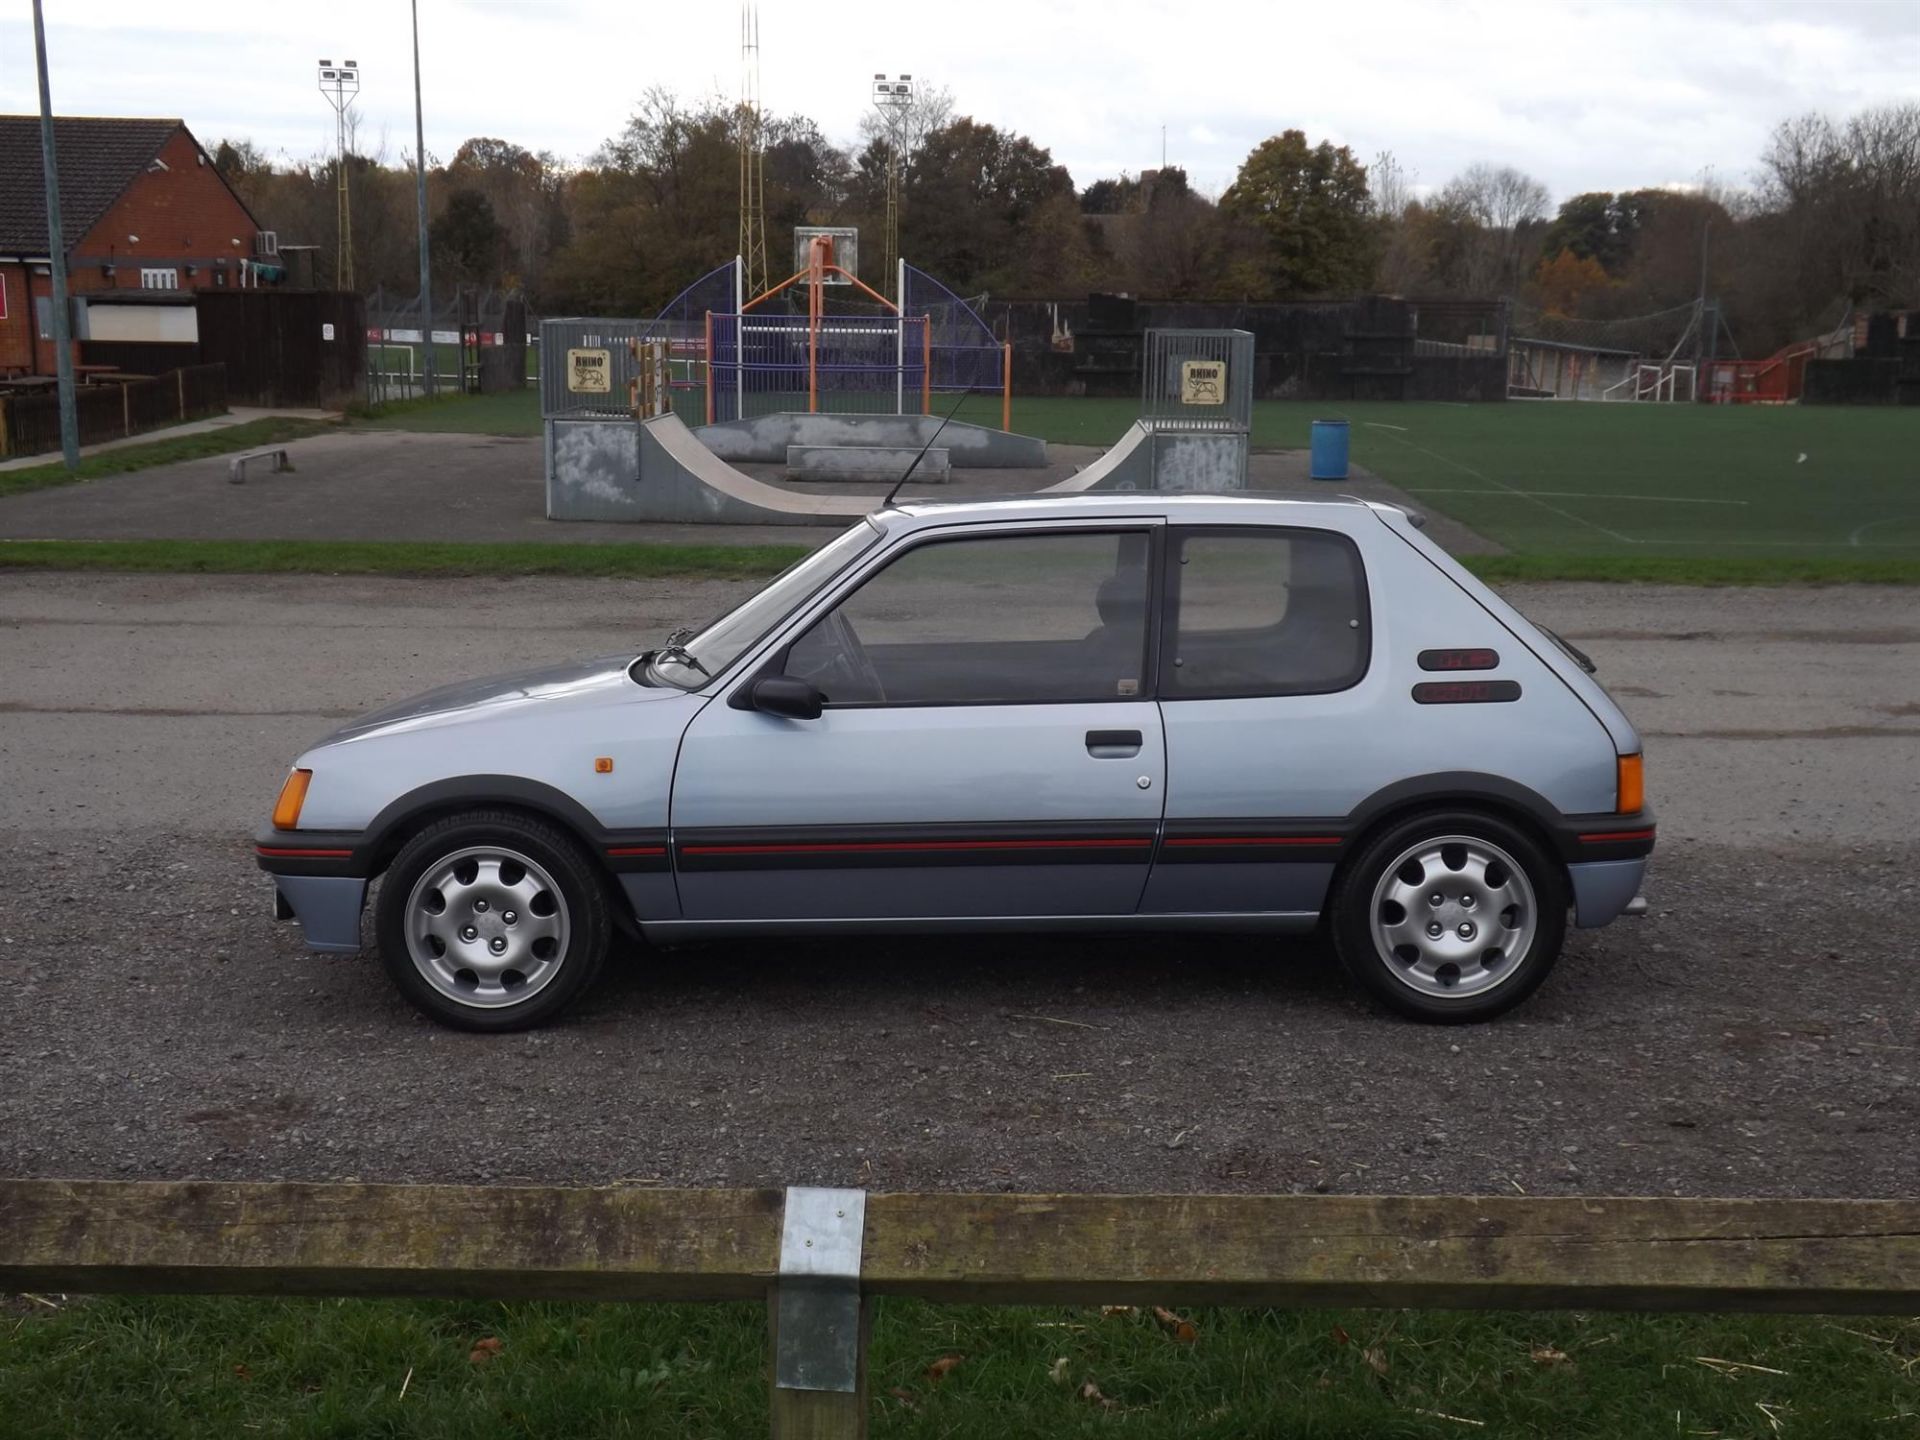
[[1161, 526, 1370, 699]]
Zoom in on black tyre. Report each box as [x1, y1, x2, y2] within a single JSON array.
[[1330, 809, 1567, 1023], [373, 809, 613, 1032]]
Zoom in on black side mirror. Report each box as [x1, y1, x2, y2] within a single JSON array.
[[749, 675, 824, 720]]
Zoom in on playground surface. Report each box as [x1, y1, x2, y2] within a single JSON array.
[[2, 393, 1913, 566], [362, 391, 1920, 556], [0, 420, 1499, 555]]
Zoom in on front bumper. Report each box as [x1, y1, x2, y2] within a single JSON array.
[[1568, 857, 1647, 929], [269, 874, 367, 953]]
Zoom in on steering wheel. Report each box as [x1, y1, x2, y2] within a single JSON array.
[[792, 609, 886, 703]]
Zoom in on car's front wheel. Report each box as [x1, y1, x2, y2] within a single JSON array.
[[374, 810, 612, 1031], [1330, 810, 1567, 1022]]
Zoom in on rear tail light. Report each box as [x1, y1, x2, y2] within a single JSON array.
[[1616, 753, 1645, 815], [272, 769, 312, 830]]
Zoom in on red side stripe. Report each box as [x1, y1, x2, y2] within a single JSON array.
[[1163, 836, 1342, 848], [605, 845, 668, 857], [1578, 828, 1656, 843], [256, 846, 354, 858], [681, 838, 1151, 857]]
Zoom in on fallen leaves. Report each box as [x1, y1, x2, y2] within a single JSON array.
[[1152, 1306, 1198, 1344], [924, 1353, 964, 1382], [1049, 1356, 1071, 1386], [1530, 1345, 1571, 1368], [1079, 1378, 1118, 1411], [468, 1336, 503, 1367]]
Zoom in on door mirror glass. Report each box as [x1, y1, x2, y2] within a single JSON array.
[[750, 675, 825, 720]]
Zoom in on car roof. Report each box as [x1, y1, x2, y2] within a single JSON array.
[[881, 491, 1410, 532]]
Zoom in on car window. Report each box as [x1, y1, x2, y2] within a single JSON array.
[[648, 519, 882, 688], [1161, 527, 1369, 698], [784, 529, 1154, 706]]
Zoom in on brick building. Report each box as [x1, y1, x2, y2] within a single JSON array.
[[0, 116, 279, 376]]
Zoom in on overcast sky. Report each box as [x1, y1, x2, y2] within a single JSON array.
[[5, 0, 1918, 204]]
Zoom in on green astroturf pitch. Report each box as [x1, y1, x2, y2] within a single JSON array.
[[1298, 400, 1920, 559]]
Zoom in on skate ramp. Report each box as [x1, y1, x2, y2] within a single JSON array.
[[547, 413, 1158, 525]]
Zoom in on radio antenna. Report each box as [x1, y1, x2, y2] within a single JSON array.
[[879, 387, 971, 510]]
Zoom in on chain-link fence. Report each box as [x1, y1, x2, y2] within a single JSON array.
[[364, 285, 533, 405]]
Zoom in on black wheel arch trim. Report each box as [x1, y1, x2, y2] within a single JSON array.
[[1339, 771, 1655, 865], [255, 775, 670, 879]]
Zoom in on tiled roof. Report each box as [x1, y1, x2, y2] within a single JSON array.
[[0, 115, 183, 254]]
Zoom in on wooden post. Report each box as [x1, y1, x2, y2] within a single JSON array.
[[177, 367, 186, 420], [122, 382, 131, 436], [768, 1289, 870, 1440], [0, 396, 11, 458]]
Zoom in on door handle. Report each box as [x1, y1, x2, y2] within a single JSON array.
[[1085, 728, 1143, 758]]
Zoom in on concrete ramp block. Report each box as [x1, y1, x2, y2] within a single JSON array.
[[786, 445, 950, 483], [698, 412, 1044, 467]]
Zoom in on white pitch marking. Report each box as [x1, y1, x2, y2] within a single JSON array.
[[1374, 431, 1639, 544], [1849, 516, 1917, 547], [1408, 487, 1748, 507], [1362, 422, 1409, 431]]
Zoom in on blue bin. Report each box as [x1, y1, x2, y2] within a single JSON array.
[[1309, 419, 1350, 481]]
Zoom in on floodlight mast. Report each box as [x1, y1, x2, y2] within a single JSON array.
[[317, 56, 360, 290], [871, 73, 912, 283]]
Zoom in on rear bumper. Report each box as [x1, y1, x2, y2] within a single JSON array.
[[1568, 857, 1647, 929], [270, 874, 367, 953]]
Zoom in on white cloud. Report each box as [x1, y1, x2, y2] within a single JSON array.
[[2, 0, 1916, 201]]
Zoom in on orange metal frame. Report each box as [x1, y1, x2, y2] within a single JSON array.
[[724, 242, 1009, 425]]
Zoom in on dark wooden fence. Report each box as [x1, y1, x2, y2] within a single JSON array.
[[0, 363, 227, 458], [3, 1180, 1915, 1440], [1004, 295, 1510, 403], [195, 290, 365, 408]]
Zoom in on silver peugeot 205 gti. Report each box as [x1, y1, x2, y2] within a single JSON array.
[[257, 494, 1652, 1031]]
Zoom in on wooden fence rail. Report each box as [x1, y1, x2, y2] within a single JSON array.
[[3, 1181, 1917, 1439], [0, 363, 226, 458]]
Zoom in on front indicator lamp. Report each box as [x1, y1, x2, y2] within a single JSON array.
[[1616, 753, 1645, 815], [272, 769, 313, 830]]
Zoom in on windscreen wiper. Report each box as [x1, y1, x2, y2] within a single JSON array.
[[654, 642, 710, 678]]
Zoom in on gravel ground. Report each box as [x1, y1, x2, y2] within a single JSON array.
[[1, 574, 1915, 1198]]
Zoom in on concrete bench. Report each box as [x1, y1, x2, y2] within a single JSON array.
[[785, 444, 950, 484], [228, 448, 293, 485]]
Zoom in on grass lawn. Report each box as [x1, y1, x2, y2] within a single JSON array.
[[356, 389, 542, 437], [3, 1294, 1913, 1438], [0, 417, 334, 500], [344, 391, 1920, 560], [6, 389, 1915, 582], [0, 538, 810, 579]]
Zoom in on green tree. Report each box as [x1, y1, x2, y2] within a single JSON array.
[[900, 118, 1075, 293], [430, 189, 507, 286], [1541, 192, 1629, 275], [1220, 131, 1374, 297]]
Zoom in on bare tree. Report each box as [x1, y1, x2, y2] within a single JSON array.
[[1368, 150, 1415, 219], [1438, 162, 1551, 295], [858, 83, 955, 161]]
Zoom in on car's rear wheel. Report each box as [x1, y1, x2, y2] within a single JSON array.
[[374, 810, 611, 1031], [1330, 810, 1566, 1022]]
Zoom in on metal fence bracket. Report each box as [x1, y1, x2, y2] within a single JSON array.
[[773, 1185, 866, 1394]]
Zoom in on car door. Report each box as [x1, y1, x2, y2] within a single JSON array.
[[670, 522, 1167, 922], [1142, 523, 1376, 918]]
